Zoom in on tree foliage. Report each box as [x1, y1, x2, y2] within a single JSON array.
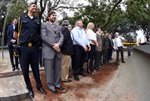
[[26, 0, 81, 21], [7, 1, 28, 25], [5, 0, 150, 33], [68, 0, 123, 31], [68, 0, 150, 36], [126, 0, 150, 32]]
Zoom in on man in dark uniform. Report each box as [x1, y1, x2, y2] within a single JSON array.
[[14, 3, 46, 98], [7, 18, 19, 71]]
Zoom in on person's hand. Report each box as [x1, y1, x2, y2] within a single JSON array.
[[114, 48, 118, 51], [96, 42, 99, 47], [83, 46, 88, 52], [11, 39, 13, 42], [87, 45, 91, 51], [11, 39, 16, 43], [53, 43, 60, 52]]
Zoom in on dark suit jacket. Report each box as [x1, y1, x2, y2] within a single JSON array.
[[7, 24, 15, 46], [108, 38, 114, 48], [61, 26, 73, 55], [103, 37, 109, 50]]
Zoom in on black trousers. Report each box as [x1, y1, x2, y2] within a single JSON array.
[[94, 50, 102, 68], [8, 45, 18, 68], [107, 47, 113, 60], [116, 46, 124, 62], [20, 46, 42, 90], [88, 44, 95, 73], [38, 48, 43, 67], [103, 48, 109, 63], [72, 45, 87, 76]]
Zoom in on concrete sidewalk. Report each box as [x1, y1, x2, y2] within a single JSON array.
[[0, 49, 149, 101], [0, 49, 42, 101]]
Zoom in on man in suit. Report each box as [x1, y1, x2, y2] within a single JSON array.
[[94, 27, 103, 70], [41, 11, 64, 93], [7, 18, 19, 71], [103, 32, 109, 63], [107, 34, 114, 61]]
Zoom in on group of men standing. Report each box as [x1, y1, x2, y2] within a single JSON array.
[[7, 2, 125, 98]]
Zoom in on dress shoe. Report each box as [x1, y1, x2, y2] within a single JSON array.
[[40, 64, 43, 68], [55, 86, 65, 92], [12, 67, 15, 71], [79, 73, 87, 76], [37, 87, 47, 94], [62, 80, 72, 83], [68, 75, 73, 78], [50, 89, 57, 93], [87, 70, 95, 74], [28, 90, 34, 98], [94, 67, 100, 70], [122, 61, 126, 63], [115, 61, 120, 64], [87, 69, 94, 74], [48, 88, 57, 93], [16, 67, 20, 70], [74, 75, 80, 81]]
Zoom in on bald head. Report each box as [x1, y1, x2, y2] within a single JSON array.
[[115, 32, 119, 37]]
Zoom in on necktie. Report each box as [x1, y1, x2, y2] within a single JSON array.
[[52, 23, 55, 28], [52, 23, 57, 34], [13, 24, 15, 30]]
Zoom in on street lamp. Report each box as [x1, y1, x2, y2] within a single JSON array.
[[0, 10, 5, 20], [62, 11, 67, 20], [1, 15, 4, 19]]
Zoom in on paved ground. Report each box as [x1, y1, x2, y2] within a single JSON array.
[[0, 48, 149, 101]]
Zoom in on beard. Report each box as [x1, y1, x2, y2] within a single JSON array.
[[50, 18, 56, 23]]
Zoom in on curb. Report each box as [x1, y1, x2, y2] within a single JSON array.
[[0, 93, 30, 101], [0, 69, 44, 78]]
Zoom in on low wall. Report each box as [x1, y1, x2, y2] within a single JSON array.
[[132, 45, 150, 101]]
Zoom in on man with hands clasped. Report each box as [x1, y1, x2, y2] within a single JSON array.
[[71, 20, 91, 81], [7, 18, 19, 71], [41, 11, 65, 93]]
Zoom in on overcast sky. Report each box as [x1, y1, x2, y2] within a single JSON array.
[[27, 0, 89, 20], [27, 0, 126, 21]]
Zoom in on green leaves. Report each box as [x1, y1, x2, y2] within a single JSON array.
[[126, 0, 150, 31], [69, 0, 150, 34], [6, 1, 28, 24]]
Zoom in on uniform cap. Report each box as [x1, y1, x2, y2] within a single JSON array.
[[62, 20, 69, 26]]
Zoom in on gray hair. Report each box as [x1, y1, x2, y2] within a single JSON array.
[[115, 32, 119, 35], [75, 19, 82, 26]]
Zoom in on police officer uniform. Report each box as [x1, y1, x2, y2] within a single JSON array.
[[15, 14, 43, 92]]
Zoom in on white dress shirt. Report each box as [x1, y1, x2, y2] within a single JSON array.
[[86, 29, 97, 45], [114, 37, 123, 49], [71, 26, 89, 47]]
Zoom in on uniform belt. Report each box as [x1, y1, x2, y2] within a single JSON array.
[[21, 42, 36, 47], [118, 46, 123, 48]]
